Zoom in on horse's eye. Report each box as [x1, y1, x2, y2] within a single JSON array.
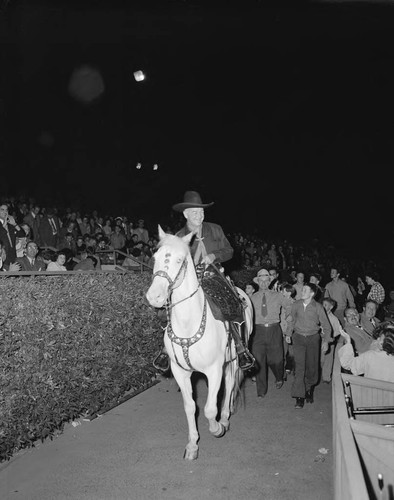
[[177, 258, 183, 264]]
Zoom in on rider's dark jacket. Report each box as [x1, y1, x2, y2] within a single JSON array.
[[176, 222, 233, 265]]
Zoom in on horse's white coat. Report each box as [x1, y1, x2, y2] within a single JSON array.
[[146, 226, 253, 460]]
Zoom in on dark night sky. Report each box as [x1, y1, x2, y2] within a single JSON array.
[[1, 0, 394, 253]]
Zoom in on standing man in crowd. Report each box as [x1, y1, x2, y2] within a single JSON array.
[[132, 219, 149, 243], [153, 190, 255, 373], [39, 207, 61, 249], [286, 283, 331, 409], [23, 204, 41, 246], [293, 272, 305, 300], [250, 268, 288, 398], [324, 267, 356, 326], [0, 204, 25, 268]]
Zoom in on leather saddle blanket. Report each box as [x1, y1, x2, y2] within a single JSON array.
[[199, 266, 244, 323]]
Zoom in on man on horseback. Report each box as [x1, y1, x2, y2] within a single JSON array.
[[153, 190, 255, 373]]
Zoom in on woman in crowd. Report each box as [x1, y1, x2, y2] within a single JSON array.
[[46, 250, 68, 271]]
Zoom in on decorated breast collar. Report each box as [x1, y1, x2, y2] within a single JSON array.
[[167, 296, 207, 371]]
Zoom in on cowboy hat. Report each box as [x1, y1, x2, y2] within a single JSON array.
[[172, 191, 214, 212], [253, 268, 270, 284]]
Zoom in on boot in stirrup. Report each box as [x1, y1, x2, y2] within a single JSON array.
[[237, 346, 256, 371], [230, 322, 255, 371]]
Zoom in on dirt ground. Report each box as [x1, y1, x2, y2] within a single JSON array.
[[0, 372, 333, 500]]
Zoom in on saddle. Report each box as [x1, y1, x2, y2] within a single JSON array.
[[198, 264, 244, 323]]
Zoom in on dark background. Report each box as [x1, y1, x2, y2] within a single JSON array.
[[1, 0, 394, 256]]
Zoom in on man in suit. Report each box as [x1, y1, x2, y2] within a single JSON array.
[[23, 205, 42, 246], [360, 299, 381, 336], [39, 208, 61, 249], [15, 241, 46, 271], [0, 204, 26, 268]]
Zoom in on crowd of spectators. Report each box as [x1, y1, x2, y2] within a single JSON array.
[[231, 232, 394, 387], [0, 195, 157, 272], [1, 193, 393, 299], [2, 193, 393, 386]]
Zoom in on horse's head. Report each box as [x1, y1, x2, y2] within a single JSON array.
[[146, 225, 195, 308]]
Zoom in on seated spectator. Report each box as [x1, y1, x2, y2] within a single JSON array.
[[37, 247, 57, 268], [75, 235, 86, 257], [341, 307, 373, 355], [338, 321, 394, 383], [58, 232, 77, 256], [0, 241, 21, 271], [46, 250, 68, 271], [15, 241, 46, 271], [86, 247, 102, 270], [73, 250, 96, 271], [122, 247, 143, 270], [360, 299, 381, 336]]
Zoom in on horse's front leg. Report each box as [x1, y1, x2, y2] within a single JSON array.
[[205, 363, 226, 438], [171, 363, 199, 460]]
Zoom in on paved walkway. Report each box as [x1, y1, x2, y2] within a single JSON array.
[[0, 373, 333, 500]]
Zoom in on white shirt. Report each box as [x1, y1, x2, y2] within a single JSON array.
[[46, 261, 67, 271], [338, 342, 394, 383]]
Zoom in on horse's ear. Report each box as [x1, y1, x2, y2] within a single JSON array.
[[158, 225, 166, 240], [182, 231, 195, 246]]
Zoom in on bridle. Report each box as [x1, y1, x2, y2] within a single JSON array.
[[152, 255, 200, 310]]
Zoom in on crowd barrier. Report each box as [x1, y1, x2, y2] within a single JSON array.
[[332, 352, 394, 500]]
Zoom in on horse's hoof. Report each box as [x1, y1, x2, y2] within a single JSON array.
[[220, 420, 230, 432], [211, 422, 226, 438], [184, 448, 198, 460]]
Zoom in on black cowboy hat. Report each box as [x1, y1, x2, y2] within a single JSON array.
[[172, 191, 214, 212]]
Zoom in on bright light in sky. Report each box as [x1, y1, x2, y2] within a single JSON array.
[[133, 70, 145, 82]]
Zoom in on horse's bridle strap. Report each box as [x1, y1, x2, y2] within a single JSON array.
[[152, 258, 188, 292]]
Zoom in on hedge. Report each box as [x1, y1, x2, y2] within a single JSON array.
[[0, 272, 162, 463]]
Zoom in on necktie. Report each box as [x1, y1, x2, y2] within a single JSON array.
[[261, 293, 268, 317], [4, 224, 13, 247], [371, 318, 376, 327], [49, 218, 57, 234]]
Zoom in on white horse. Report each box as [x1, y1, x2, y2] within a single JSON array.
[[146, 226, 253, 460]]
